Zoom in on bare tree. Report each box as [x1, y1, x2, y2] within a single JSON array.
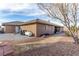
[[37, 3, 79, 44]]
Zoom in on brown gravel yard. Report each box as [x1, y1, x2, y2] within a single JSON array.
[[7, 33, 79, 56], [1, 33, 79, 56]]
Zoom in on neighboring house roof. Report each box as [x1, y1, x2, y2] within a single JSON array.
[[2, 21, 24, 26], [2, 19, 63, 27]]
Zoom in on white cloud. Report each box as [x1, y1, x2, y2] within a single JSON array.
[[27, 12, 45, 16], [0, 3, 45, 17], [0, 3, 32, 10], [0, 0, 60, 3], [7, 3, 45, 16], [0, 18, 11, 25], [7, 3, 33, 11], [0, 2, 63, 26], [0, 0, 78, 3]]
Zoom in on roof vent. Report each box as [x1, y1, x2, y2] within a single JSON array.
[[36, 19, 40, 21]]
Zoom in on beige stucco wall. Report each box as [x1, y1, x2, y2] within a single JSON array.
[[37, 23, 55, 37], [4, 25, 15, 33], [4, 23, 63, 37], [21, 23, 55, 37], [20, 24, 37, 36], [20, 23, 63, 37], [60, 27, 63, 32]]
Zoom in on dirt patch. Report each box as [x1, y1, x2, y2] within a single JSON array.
[[4, 33, 79, 56], [18, 42, 79, 56], [8, 36, 79, 56]]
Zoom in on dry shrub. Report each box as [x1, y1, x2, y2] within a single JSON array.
[[64, 31, 71, 36]]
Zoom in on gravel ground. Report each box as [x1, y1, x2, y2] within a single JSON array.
[[18, 37, 79, 56], [9, 33, 79, 56], [2, 33, 79, 56], [0, 33, 32, 41]]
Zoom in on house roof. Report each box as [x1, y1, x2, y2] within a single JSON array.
[[22, 19, 63, 27], [2, 21, 24, 26], [2, 19, 63, 27]]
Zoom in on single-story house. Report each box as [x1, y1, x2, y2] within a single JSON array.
[[2, 21, 24, 33], [2, 19, 63, 37]]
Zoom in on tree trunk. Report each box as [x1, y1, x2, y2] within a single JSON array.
[[73, 36, 79, 44]]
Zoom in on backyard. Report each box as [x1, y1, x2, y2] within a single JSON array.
[[1, 33, 79, 56]]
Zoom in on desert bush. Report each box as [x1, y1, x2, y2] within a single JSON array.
[[64, 25, 78, 36], [64, 31, 71, 36]]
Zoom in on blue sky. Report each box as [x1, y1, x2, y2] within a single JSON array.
[[0, 3, 62, 26], [0, 0, 79, 27]]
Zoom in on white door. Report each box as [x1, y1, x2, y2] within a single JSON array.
[[15, 26, 20, 33]]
